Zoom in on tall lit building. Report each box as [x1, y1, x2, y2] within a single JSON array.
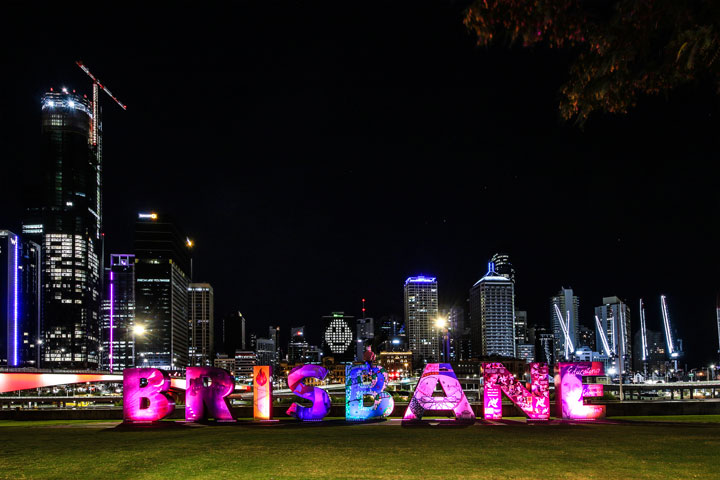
[[490, 253, 515, 284], [288, 326, 309, 364], [594, 296, 632, 371], [101, 254, 135, 372], [1, 231, 41, 367], [550, 288, 579, 362], [134, 212, 191, 370], [469, 263, 515, 357], [322, 312, 355, 362], [234, 350, 257, 379], [23, 90, 102, 369], [514, 310, 528, 346], [255, 338, 277, 366], [404, 276, 439, 366], [188, 283, 214, 366]]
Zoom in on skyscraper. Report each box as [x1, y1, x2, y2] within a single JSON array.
[[469, 263, 515, 357], [550, 288, 579, 362], [490, 253, 515, 284], [23, 90, 102, 369], [594, 296, 632, 371], [134, 212, 191, 370], [322, 312, 355, 362], [288, 326, 309, 364], [101, 254, 135, 372], [188, 283, 214, 366], [255, 337, 277, 366], [404, 276, 439, 366], [1, 231, 41, 367]]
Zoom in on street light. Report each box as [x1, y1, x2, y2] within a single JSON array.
[[435, 317, 450, 362], [132, 325, 146, 367], [36, 339, 43, 369]]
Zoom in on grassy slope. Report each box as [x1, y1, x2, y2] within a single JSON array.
[[1, 420, 719, 479]]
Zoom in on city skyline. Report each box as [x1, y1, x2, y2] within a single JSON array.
[[1, 3, 719, 367]]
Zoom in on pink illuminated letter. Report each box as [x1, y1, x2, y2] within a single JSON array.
[[286, 364, 331, 421], [483, 362, 549, 420], [123, 368, 175, 423], [555, 362, 606, 420], [404, 363, 474, 421], [185, 367, 236, 422]]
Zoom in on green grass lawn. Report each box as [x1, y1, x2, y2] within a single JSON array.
[[1, 418, 719, 479]]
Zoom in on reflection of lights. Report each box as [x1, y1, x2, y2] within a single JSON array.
[[133, 325, 146, 335], [608, 367, 617, 375], [434, 317, 447, 329]]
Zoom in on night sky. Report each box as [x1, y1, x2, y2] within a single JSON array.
[[1, 2, 719, 366]]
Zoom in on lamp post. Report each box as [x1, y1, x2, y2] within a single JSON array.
[[434, 317, 450, 363], [36, 339, 43, 369], [132, 324, 146, 367]]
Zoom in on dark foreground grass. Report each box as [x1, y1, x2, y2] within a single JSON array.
[[1, 419, 719, 480]]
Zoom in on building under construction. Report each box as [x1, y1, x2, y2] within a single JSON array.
[[22, 64, 125, 369]]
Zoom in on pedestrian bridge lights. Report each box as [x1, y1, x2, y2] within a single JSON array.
[[120, 361, 606, 424]]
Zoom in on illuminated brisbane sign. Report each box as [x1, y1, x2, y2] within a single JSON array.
[[122, 361, 606, 424]]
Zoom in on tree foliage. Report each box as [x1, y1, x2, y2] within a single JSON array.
[[464, 0, 720, 124]]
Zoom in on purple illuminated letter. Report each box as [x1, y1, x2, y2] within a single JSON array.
[[123, 368, 175, 423], [185, 367, 236, 422], [483, 362, 549, 420], [404, 363, 474, 421], [555, 362, 606, 420], [286, 364, 331, 421]]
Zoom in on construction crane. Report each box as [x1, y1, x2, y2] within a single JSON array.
[[639, 299, 649, 374], [553, 304, 575, 360], [594, 315, 612, 357], [75, 60, 127, 147], [660, 295, 681, 372]]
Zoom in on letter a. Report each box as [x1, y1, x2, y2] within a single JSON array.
[[404, 363, 474, 421], [123, 368, 175, 423], [185, 367, 236, 422]]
